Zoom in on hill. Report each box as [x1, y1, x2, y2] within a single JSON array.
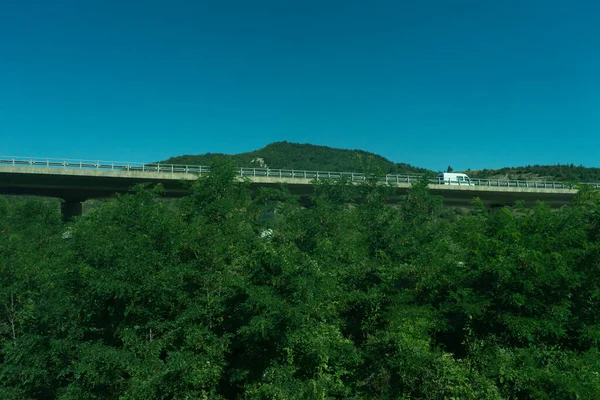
[[162, 142, 600, 182], [161, 141, 431, 175], [470, 164, 600, 183]]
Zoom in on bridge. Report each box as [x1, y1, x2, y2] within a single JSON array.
[[1, 156, 594, 220]]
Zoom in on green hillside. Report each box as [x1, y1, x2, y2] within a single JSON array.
[[161, 141, 430, 175], [470, 164, 600, 183], [162, 141, 600, 182]]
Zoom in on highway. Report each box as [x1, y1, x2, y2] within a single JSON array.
[[1, 156, 596, 220]]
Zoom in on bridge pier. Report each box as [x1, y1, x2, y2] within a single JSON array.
[[488, 204, 505, 213], [61, 200, 83, 222]]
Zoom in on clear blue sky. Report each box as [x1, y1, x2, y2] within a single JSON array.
[[1, 0, 599, 170]]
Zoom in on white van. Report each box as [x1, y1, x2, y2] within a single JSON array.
[[437, 172, 475, 186]]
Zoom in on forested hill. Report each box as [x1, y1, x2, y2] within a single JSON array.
[[470, 164, 600, 183], [162, 141, 431, 175], [163, 141, 600, 181]]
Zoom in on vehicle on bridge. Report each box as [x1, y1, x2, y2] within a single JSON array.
[[437, 172, 475, 186]]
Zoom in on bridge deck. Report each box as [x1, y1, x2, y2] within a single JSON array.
[[0, 165, 578, 209]]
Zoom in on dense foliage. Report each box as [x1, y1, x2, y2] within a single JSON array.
[[2, 158, 600, 399], [162, 141, 430, 175]]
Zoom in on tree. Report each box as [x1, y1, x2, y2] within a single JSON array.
[[2, 170, 600, 398]]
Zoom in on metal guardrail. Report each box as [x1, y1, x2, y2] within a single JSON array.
[[1, 156, 599, 190], [0, 156, 210, 175]]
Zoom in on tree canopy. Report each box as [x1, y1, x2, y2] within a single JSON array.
[[1, 158, 600, 399]]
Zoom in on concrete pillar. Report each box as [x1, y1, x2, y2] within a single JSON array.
[[61, 201, 83, 222], [487, 204, 506, 214]]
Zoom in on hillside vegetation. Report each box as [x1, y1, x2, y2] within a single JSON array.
[[163, 141, 600, 183], [2, 157, 600, 398], [162, 141, 431, 175], [470, 164, 600, 183]]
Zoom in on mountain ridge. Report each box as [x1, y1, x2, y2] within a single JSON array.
[[162, 141, 600, 182], [162, 141, 430, 175]]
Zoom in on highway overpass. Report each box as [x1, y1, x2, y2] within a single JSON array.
[[0, 156, 593, 220]]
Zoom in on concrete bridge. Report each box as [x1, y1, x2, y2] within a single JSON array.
[[0, 157, 592, 220]]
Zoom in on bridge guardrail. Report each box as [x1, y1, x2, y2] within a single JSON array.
[[1, 156, 599, 190]]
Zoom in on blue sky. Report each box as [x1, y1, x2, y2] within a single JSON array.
[[1, 0, 599, 170]]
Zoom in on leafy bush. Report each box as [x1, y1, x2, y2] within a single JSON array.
[[1, 158, 599, 398]]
